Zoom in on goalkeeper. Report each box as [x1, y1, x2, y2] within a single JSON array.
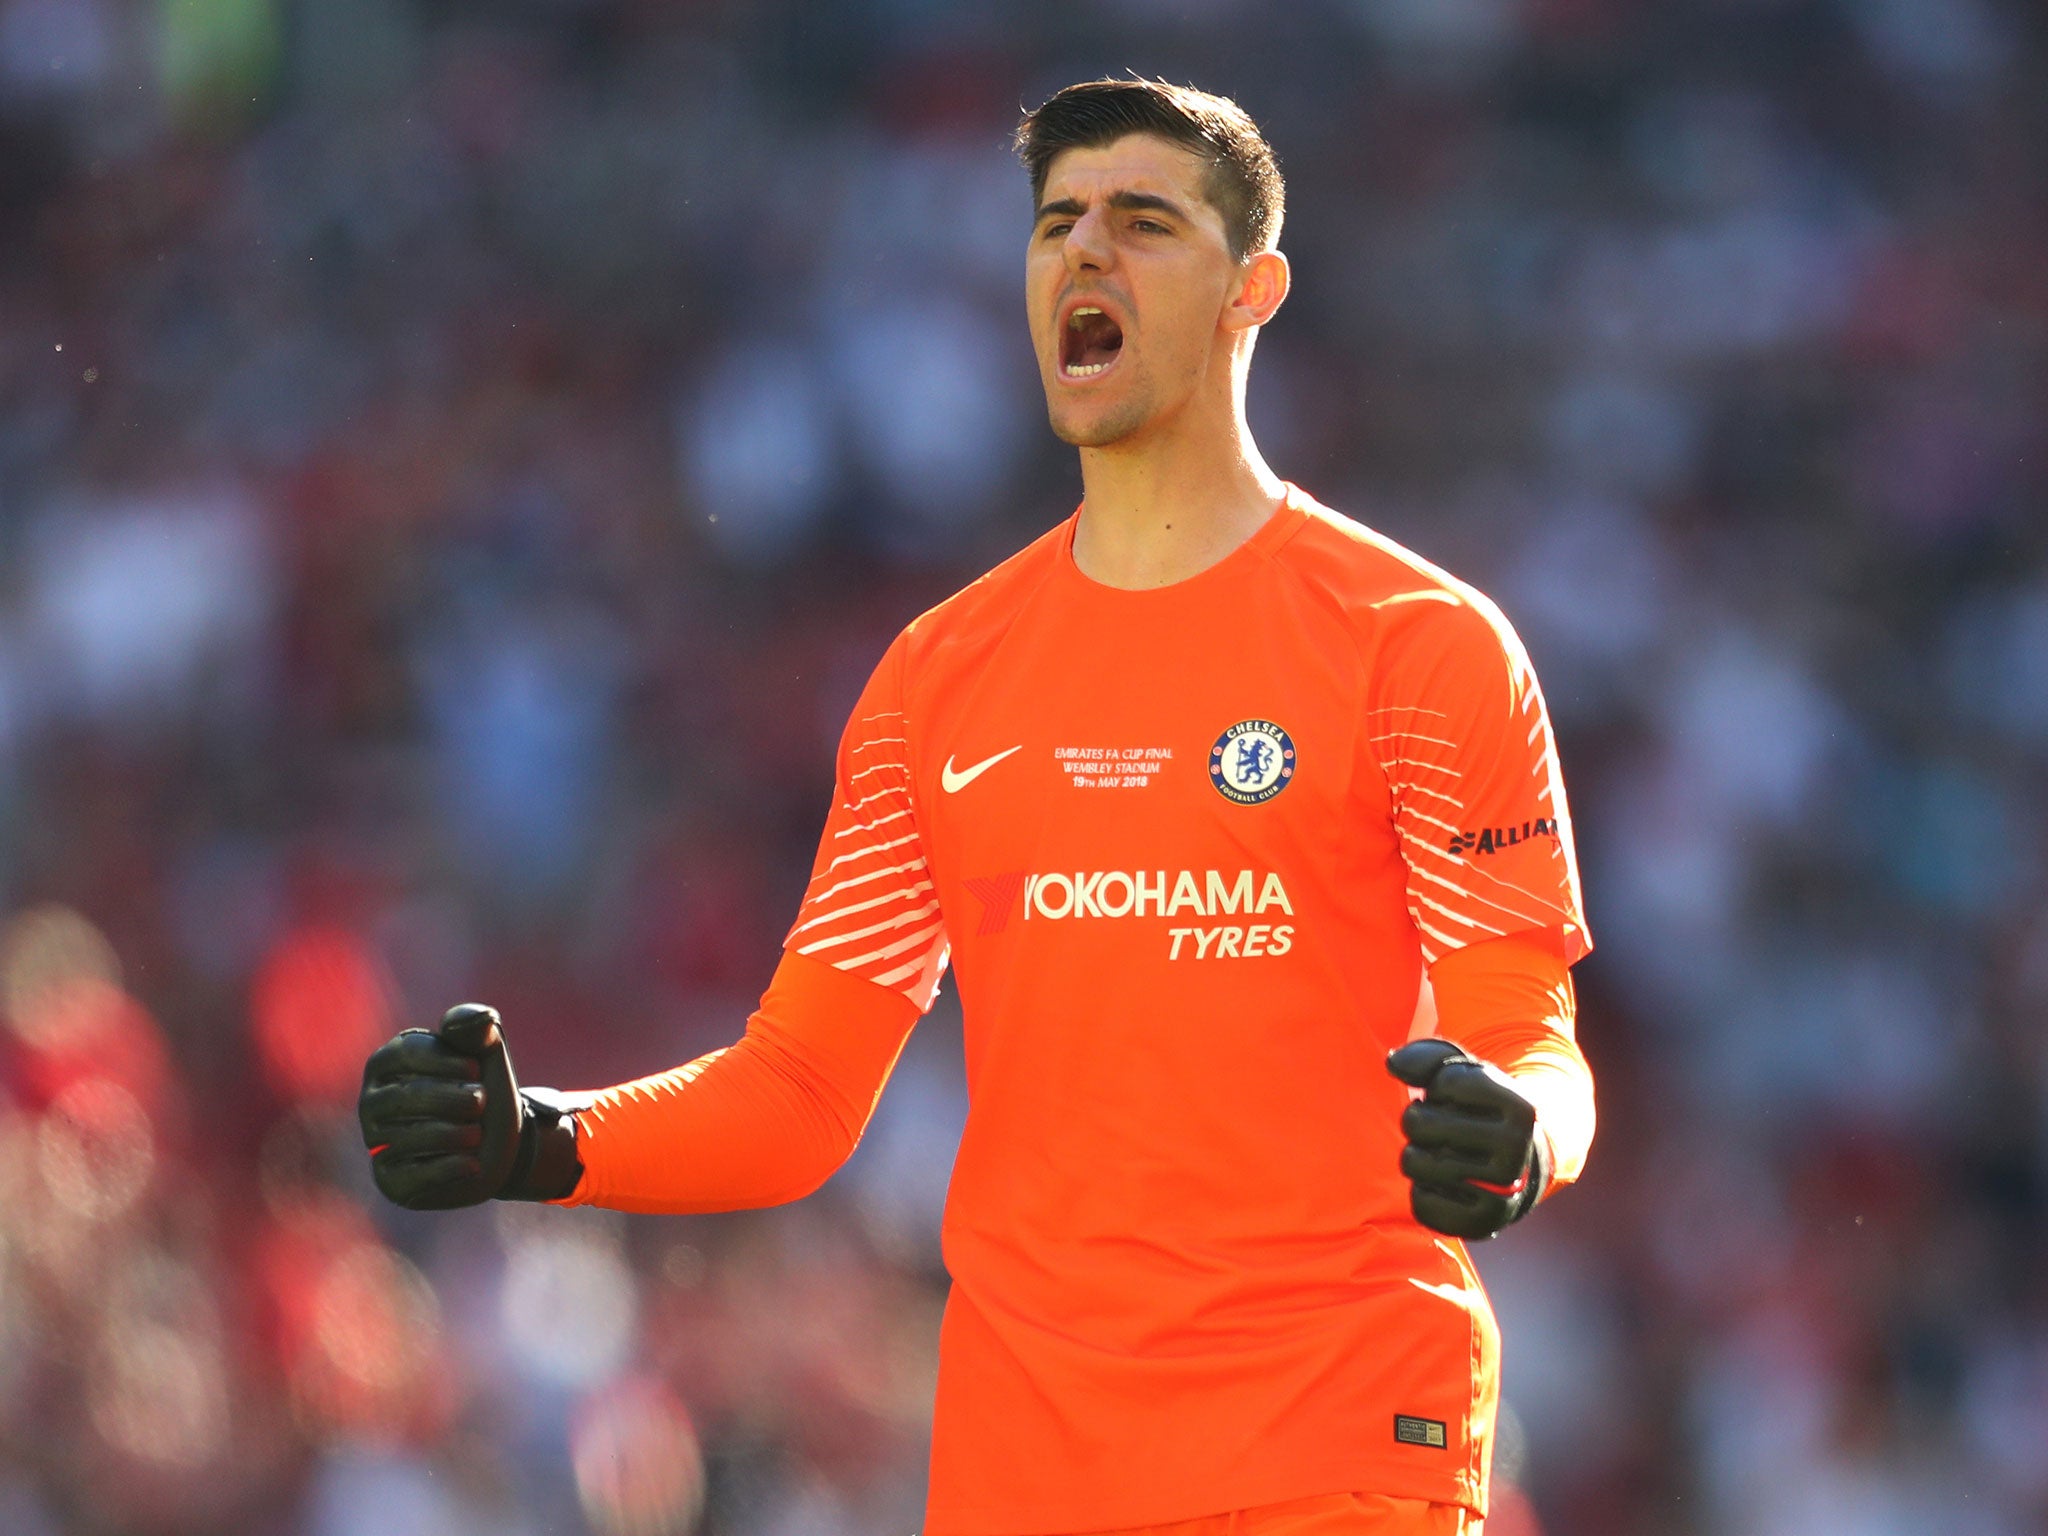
[[361, 78, 1594, 1536]]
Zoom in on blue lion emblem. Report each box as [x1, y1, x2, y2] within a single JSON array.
[[1210, 718, 1296, 805]]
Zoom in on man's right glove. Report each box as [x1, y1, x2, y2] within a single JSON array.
[[358, 1004, 583, 1210]]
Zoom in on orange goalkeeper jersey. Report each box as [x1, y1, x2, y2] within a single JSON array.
[[785, 486, 1591, 1533]]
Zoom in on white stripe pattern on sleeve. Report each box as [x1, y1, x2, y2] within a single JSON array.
[[786, 708, 951, 1008], [1373, 685, 1583, 966]]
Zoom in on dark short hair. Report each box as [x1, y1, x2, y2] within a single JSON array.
[[1014, 78, 1284, 263]]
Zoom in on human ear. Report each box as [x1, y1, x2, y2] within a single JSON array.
[[1223, 249, 1290, 332]]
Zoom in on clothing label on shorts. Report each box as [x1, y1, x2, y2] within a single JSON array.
[[1394, 1414, 1448, 1448]]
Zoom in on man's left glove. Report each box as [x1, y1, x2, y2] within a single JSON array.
[[1386, 1038, 1548, 1241], [358, 1003, 583, 1210]]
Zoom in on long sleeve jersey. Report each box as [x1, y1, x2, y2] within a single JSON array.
[[558, 485, 1595, 1533]]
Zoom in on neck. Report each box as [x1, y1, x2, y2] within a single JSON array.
[[1070, 389, 1286, 591]]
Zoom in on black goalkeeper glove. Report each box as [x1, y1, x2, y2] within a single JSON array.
[[358, 1004, 583, 1210], [1386, 1038, 1548, 1241]]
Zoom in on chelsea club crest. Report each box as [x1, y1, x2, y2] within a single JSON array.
[[1210, 719, 1296, 804]]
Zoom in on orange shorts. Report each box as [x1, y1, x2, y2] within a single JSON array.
[[1071, 1492, 1478, 1536]]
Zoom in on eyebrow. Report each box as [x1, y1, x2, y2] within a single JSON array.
[[1034, 190, 1192, 225]]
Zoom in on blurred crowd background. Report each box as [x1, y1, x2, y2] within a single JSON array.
[[0, 0, 2044, 1532]]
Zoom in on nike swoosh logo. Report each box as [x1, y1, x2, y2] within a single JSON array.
[[941, 745, 1023, 793]]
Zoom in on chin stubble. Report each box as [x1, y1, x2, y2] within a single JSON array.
[[1049, 394, 1149, 449]]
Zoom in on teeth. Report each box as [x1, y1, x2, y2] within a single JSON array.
[[1064, 362, 1110, 376], [1069, 307, 1103, 323]]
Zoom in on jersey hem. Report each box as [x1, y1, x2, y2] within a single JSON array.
[[922, 1460, 1485, 1535]]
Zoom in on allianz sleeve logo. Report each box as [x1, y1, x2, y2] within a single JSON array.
[[1445, 818, 1558, 857]]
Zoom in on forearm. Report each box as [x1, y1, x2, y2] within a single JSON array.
[[1428, 933, 1595, 1188], [1462, 1026, 1593, 1189], [553, 950, 920, 1215]]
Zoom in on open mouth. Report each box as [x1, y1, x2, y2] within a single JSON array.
[[1060, 305, 1125, 379]]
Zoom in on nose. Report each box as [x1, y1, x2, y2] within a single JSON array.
[[1062, 207, 1114, 274]]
